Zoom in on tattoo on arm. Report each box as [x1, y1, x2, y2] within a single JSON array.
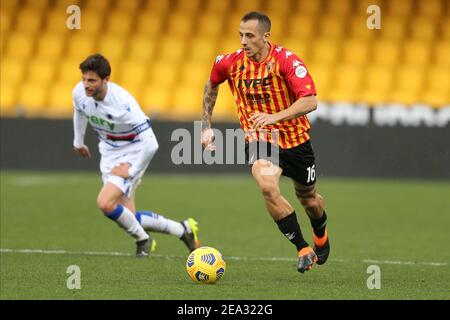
[[202, 80, 219, 128]]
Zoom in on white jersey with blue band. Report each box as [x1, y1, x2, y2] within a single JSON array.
[[72, 81, 156, 179], [72, 81, 151, 149]]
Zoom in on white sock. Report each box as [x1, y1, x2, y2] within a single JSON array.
[[106, 205, 149, 241], [136, 211, 185, 238]]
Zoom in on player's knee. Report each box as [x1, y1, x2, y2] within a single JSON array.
[[299, 193, 323, 211], [260, 182, 280, 201], [96, 197, 117, 214]]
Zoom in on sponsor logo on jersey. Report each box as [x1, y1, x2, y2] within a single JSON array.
[[85, 115, 115, 130]]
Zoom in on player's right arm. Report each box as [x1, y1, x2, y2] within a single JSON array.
[[72, 85, 91, 159], [201, 79, 219, 151], [201, 54, 230, 150]]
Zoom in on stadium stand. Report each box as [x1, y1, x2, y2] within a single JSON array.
[[0, 0, 449, 119]]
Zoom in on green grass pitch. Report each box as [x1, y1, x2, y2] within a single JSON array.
[[1, 171, 449, 299]]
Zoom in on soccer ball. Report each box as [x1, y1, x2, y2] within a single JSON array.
[[186, 246, 226, 284]]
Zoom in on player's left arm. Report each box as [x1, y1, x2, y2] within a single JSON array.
[[251, 52, 317, 129]]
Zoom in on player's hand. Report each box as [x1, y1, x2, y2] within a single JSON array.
[[111, 162, 131, 179], [74, 145, 91, 159], [249, 112, 280, 130], [201, 128, 216, 151]]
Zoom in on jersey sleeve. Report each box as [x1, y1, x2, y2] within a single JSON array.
[[279, 51, 317, 100], [72, 82, 84, 112], [209, 54, 230, 86]]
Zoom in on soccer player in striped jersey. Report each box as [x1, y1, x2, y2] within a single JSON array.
[[73, 54, 200, 257], [201, 12, 330, 273]]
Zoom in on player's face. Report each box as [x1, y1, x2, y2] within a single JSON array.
[[82, 71, 108, 98], [239, 20, 269, 59]]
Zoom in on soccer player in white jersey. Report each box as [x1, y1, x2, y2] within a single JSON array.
[[72, 54, 200, 257]]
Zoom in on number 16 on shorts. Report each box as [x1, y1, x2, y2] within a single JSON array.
[[307, 165, 316, 183]]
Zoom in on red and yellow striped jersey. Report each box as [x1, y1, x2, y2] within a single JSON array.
[[210, 43, 317, 149]]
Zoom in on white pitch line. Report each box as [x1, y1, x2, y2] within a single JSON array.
[[0, 248, 447, 267]]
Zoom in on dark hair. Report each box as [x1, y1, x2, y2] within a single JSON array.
[[241, 11, 271, 32], [79, 54, 111, 79]]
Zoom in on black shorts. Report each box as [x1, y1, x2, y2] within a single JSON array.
[[245, 140, 317, 186]]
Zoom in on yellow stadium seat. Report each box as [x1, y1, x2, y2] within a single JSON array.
[[282, 38, 310, 61], [57, 58, 83, 85], [441, 19, 450, 40], [5, 32, 35, 61], [417, 0, 442, 19], [53, 0, 80, 8], [173, 0, 201, 14], [181, 62, 211, 88], [1, 0, 20, 11], [143, 0, 171, 14], [23, 0, 49, 10], [379, 17, 407, 41], [288, 15, 315, 40], [135, 11, 164, 37], [426, 66, 450, 95], [403, 41, 431, 67], [127, 35, 157, 62], [235, 0, 263, 13], [347, 15, 378, 41], [354, 0, 384, 12], [225, 12, 245, 36], [435, 42, 450, 67], [188, 37, 219, 63], [386, 0, 412, 17], [147, 60, 179, 88], [27, 58, 57, 85], [83, 0, 111, 11], [106, 10, 134, 37], [310, 38, 339, 66], [67, 34, 96, 60], [45, 9, 71, 35], [319, 15, 346, 39], [372, 40, 400, 66], [267, 14, 286, 42], [325, 0, 352, 17], [342, 38, 370, 67], [307, 64, 333, 101], [220, 37, 241, 54], [292, 0, 323, 17], [1, 57, 26, 84], [18, 82, 48, 116], [0, 81, 18, 115], [265, 0, 291, 16], [15, 8, 43, 35], [197, 13, 225, 38], [359, 65, 394, 104], [1, 11, 12, 36], [410, 18, 437, 41], [328, 65, 363, 102], [78, 11, 104, 35], [140, 83, 172, 117], [389, 66, 424, 104], [36, 33, 66, 60], [115, 0, 141, 12], [97, 35, 126, 61], [172, 84, 204, 119], [158, 37, 187, 62], [117, 60, 149, 87], [47, 83, 75, 118], [422, 65, 450, 107], [204, 0, 231, 15], [167, 13, 194, 37]]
